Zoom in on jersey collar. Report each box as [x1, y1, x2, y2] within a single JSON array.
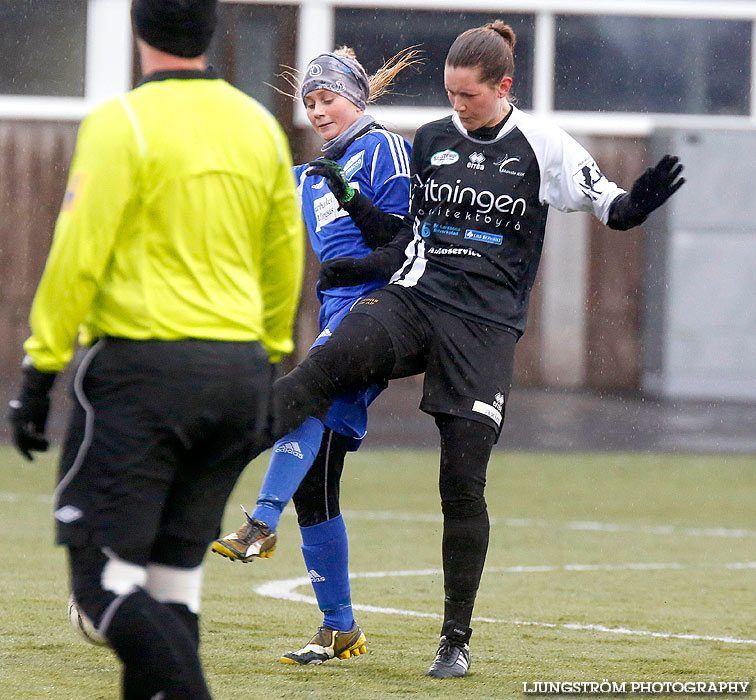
[[138, 66, 219, 86], [452, 105, 518, 143]]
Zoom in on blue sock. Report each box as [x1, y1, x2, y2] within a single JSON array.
[[300, 515, 354, 631], [252, 417, 324, 532]]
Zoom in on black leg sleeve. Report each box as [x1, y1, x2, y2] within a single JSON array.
[[435, 413, 496, 629], [292, 428, 352, 527]]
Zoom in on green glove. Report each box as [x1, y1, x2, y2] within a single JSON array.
[[306, 159, 355, 206]]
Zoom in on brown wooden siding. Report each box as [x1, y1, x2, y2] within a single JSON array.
[[0, 119, 79, 377], [0, 120, 648, 398], [585, 137, 647, 391], [512, 266, 544, 385]]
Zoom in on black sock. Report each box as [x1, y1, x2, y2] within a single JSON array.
[[105, 589, 212, 700], [441, 508, 490, 628], [166, 602, 200, 649]]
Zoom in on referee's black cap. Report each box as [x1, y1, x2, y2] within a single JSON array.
[[132, 0, 218, 58]]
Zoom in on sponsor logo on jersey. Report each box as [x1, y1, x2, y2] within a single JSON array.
[[493, 392, 505, 413], [427, 246, 481, 257], [356, 297, 379, 306], [472, 399, 502, 426], [465, 229, 503, 245], [494, 155, 526, 177], [421, 178, 527, 216], [430, 149, 460, 166], [434, 223, 460, 236], [574, 158, 606, 201], [467, 152, 486, 170], [343, 150, 364, 180], [423, 222, 460, 238], [275, 441, 304, 459], [313, 190, 352, 231]]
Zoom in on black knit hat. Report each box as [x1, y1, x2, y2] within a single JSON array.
[[132, 0, 218, 58]]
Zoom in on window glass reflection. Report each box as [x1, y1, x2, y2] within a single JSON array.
[[335, 10, 535, 109], [0, 0, 87, 97], [555, 15, 750, 115]]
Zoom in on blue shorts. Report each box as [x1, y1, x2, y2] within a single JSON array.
[[314, 294, 385, 448]]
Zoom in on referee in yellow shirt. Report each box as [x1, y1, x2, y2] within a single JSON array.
[[8, 1, 303, 697]]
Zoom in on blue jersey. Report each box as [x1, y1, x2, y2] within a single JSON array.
[[294, 125, 411, 443], [294, 127, 411, 303]]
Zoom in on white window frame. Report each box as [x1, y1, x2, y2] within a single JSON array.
[[2, 0, 755, 135], [0, 0, 132, 121], [281, 0, 756, 136]]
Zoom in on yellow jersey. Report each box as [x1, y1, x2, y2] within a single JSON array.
[[25, 72, 304, 371]]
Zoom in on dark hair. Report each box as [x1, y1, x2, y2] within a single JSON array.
[[446, 20, 516, 87]]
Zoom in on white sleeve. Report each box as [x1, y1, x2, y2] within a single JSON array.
[[540, 127, 625, 224]]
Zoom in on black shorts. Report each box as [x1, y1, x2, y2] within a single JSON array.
[[350, 286, 517, 436], [54, 338, 272, 560]]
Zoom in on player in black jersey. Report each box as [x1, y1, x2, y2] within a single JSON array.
[[269, 20, 684, 678]]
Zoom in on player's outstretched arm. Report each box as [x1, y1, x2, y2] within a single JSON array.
[[608, 154, 685, 231]]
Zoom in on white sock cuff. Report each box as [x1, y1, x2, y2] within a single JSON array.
[[146, 563, 204, 613], [101, 548, 147, 596]]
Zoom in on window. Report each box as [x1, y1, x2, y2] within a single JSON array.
[[334, 9, 535, 109], [0, 0, 87, 97], [208, 3, 297, 115], [555, 15, 751, 115]]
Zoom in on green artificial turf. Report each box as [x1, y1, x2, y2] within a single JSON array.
[[1, 447, 753, 699]]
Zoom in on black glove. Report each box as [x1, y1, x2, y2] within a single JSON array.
[[629, 154, 685, 213], [8, 365, 57, 461], [319, 256, 383, 291], [608, 155, 685, 230], [306, 159, 355, 206]]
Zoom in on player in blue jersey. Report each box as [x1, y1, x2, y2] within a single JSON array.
[[212, 46, 420, 665]]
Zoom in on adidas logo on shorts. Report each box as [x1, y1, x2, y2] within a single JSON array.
[[275, 441, 304, 459]]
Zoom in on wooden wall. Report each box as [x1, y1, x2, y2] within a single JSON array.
[[585, 136, 648, 391], [0, 120, 649, 396], [0, 120, 79, 377]]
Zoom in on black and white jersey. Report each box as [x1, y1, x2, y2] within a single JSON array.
[[389, 106, 624, 334]]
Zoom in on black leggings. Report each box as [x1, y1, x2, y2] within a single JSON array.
[[271, 313, 396, 437], [292, 427, 352, 527], [274, 312, 497, 626], [435, 413, 496, 628]]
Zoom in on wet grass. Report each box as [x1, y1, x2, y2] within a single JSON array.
[[1, 447, 754, 699]]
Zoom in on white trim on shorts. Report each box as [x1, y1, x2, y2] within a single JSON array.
[[53, 340, 106, 509]]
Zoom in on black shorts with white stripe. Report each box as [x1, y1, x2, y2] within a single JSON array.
[[54, 337, 272, 565], [305, 285, 517, 438]]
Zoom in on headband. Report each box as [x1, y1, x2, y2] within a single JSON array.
[[301, 53, 370, 110]]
